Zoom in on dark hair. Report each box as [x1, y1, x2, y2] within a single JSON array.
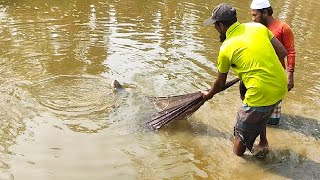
[[258, 6, 273, 16], [217, 17, 238, 27]]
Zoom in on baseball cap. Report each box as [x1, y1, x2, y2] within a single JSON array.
[[204, 3, 237, 26], [250, 0, 271, 9]]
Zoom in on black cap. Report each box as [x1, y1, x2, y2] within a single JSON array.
[[204, 3, 237, 26]]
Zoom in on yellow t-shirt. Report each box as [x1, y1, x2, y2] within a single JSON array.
[[217, 22, 287, 107]]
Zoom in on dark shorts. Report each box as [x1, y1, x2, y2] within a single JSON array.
[[233, 101, 281, 151]]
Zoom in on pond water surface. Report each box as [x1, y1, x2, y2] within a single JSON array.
[[0, 0, 319, 179]]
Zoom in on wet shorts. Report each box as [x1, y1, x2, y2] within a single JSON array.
[[267, 101, 282, 125], [233, 101, 281, 151]]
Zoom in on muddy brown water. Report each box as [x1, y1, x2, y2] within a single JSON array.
[[0, 0, 319, 179]]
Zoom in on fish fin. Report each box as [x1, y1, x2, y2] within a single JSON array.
[[111, 79, 123, 90]]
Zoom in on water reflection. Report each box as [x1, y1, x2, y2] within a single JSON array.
[[0, 0, 319, 179], [238, 148, 320, 179], [0, 81, 39, 178], [270, 114, 320, 140], [1, 0, 109, 77]]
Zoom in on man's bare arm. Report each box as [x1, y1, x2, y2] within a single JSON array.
[[271, 37, 288, 63], [202, 71, 228, 101]]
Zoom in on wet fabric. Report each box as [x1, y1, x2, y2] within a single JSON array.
[[239, 80, 282, 125], [267, 101, 282, 125], [234, 101, 280, 151]]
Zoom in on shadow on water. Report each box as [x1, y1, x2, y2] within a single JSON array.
[[154, 112, 320, 141], [145, 114, 320, 179], [241, 148, 320, 179], [190, 120, 233, 140], [268, 113, 320, 140], [155, 116, 233, 141]]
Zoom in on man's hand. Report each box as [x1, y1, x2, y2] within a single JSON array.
[[287, 71, 294, 91], [201, 90, 211, 101]]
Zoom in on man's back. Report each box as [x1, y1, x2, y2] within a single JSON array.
[[217, 22, 287, 106]]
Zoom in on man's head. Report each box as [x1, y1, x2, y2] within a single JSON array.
[[204, 3, 237, 42], [250, 0, 273, 26]]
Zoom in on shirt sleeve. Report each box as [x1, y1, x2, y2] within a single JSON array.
[[282, 24, 295, 72], [217, 50, 231, 73]]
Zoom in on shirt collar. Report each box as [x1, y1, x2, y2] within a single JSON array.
[[226, 21, 240, 38]]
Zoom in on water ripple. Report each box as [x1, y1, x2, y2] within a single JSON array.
[[29, 75, 117, 119]]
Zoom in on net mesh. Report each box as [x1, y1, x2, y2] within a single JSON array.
[[148, 91, 203, 111], [147, 78, 240, 130]]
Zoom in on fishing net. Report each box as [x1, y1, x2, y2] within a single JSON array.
[[147, 78, 240, 130]]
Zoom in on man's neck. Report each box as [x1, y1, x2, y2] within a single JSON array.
[[265, 16, 275, 27]]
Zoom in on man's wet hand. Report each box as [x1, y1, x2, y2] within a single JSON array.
[[288, 83, 294, 91], [287, 72, 294, 91], [201, 90, 210, 101]]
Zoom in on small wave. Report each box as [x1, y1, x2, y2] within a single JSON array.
[[29, 75, 117, 119]]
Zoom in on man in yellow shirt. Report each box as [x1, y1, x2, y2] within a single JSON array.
[[250, 0, 296, 125], [203, 3, 287, 157]]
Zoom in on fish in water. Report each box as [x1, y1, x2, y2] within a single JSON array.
[[111, 79, 123, 91]]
